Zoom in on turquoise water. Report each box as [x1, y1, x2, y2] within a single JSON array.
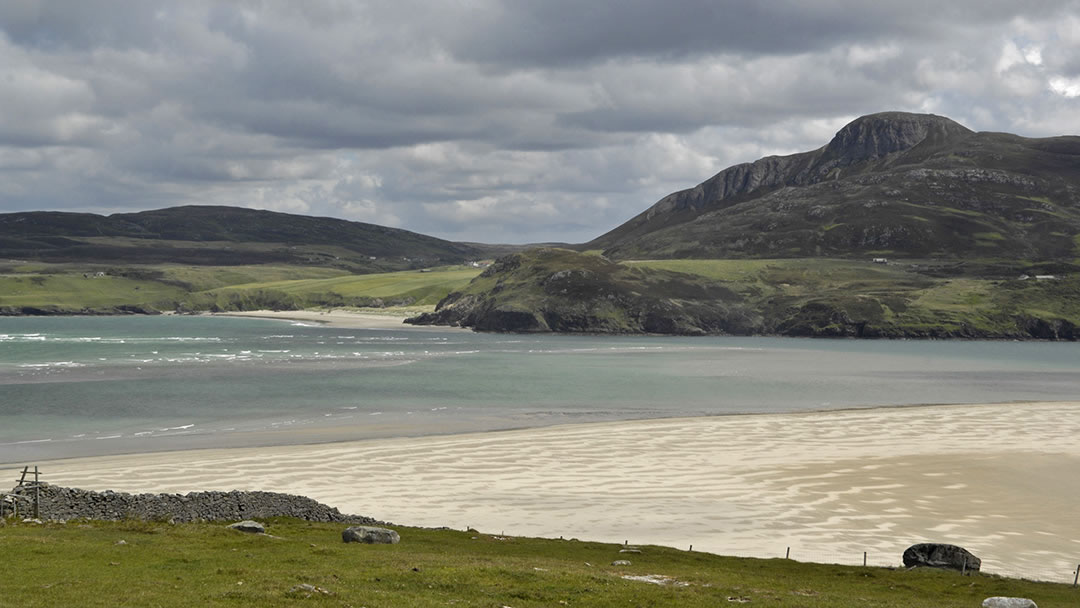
[[2, 315, 1079, 462]]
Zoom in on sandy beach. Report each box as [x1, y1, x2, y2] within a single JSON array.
[[208, 308, 467, 330], [12, 401, 1080, 581]]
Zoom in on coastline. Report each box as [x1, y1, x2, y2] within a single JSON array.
[[206, 308, 470, 331], [10, 400, 1080, 579]]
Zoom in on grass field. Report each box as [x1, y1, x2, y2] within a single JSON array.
[[208, 266, 482, 306], [0, 263, 483, 313], [0, 518, 1072, 607]]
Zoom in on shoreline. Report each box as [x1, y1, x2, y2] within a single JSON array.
[[9, 400, 1080, 579], [4, 309, 1078, 341], [206, 308, 472, 331]]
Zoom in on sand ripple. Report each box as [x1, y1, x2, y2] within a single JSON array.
[[17, 401, 1080, 581]]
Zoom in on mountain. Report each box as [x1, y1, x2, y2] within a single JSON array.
[[0, 205, 481, 272], [408, 113, 1080, 338], [589, 112, 1080, 261]]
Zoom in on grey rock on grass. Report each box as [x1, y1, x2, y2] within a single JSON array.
[[342, 525, 400, 544], [227, 520, 265, 534], [982, 598, 1037, 608]]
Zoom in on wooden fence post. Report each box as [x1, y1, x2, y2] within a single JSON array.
[[33, 466, 40, 520]]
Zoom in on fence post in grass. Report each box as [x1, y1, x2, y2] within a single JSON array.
[[961, 558, 967, 577], [863, 552, 867, 567], [786, 547, 790, 559], [689, 545, 692, 552], [32, 466, 40, 520], [1073, 564, 1079, 587]]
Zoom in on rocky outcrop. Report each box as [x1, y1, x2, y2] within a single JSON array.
[[10, 483, 382, 524], [407, 248, 1079, 339], [902, 543, 981, 571], [342, 525, 400, 544]]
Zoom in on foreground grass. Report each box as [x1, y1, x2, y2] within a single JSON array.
[[0, 519, 1073, 607]]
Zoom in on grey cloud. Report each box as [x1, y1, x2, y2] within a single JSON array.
[[445, 0, 1079, 67], [0, 0, 1078, 243]]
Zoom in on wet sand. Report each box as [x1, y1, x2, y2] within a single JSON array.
[[11, 401, 1080, 580]]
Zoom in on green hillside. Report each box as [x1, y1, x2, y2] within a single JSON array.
[[0, 518, 1072, 608], [0, 261, 481, 315], [407, 248, 1080, 339]]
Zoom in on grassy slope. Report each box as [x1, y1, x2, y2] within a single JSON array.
[[0, 519, 1073, 608], [0, 263, 482, 314], [630, 258, 1080, 336], [418, 250, 1079, 337]]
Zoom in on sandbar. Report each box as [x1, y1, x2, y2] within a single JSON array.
[[207, 308, 467, 331], [9, 401, 1079, 582]]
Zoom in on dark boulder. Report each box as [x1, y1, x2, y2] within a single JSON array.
[[902, 543, 981, 571]]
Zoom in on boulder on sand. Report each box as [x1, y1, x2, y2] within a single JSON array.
[[342, 525, 400, 544], [902, 543, 980, 571]]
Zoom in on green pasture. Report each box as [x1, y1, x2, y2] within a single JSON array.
[[0, 263, 481, 313], [0, 518, 1073, 608]]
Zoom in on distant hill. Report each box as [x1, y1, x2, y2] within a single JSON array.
[[589, 112, 1080, 261], [0, 205, 481, 272]]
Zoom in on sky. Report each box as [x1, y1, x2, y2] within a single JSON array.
[[2, 1, 1079, 244]]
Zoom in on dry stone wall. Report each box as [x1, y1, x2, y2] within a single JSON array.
[[9, 483, 381, 524]]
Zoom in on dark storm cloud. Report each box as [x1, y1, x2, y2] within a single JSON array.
[[446, 0, 1073, 66], [0, 1, 1078, 243]]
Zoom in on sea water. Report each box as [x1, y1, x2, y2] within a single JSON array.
[[2, 315, 1079, 463]]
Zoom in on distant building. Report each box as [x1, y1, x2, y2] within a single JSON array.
[[1035, 275, 1058, 280], [872, 258, 888, 264]]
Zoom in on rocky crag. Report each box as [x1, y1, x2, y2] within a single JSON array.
[[590, 112, 1080, 261], [9, 483, 383, 524]]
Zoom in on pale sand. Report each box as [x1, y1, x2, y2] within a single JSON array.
[[12, 402, 1080, 579], [208, 309, 467, 331]]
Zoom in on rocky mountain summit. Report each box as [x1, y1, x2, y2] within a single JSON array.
[[590, 112, 1080, 261]]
